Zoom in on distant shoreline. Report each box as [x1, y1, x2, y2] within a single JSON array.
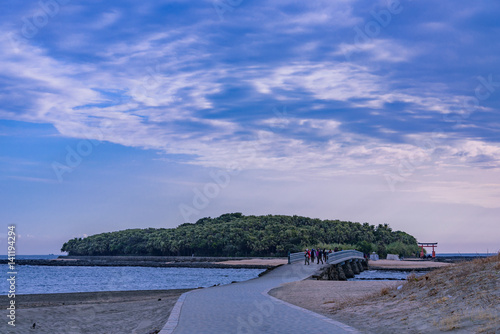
[[0, 255, 286, 269], [2, 253, 495, 269]]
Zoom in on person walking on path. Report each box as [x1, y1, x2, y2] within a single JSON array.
[[317, 249, 323, 264], [304, 249, 310, 265], [311, 248, 315, 263], [323, 248, 328, 262]]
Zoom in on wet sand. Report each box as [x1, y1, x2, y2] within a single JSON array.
[[369, 259, 451, 270]]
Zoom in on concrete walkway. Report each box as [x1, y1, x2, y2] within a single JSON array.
[[160, 262, 360, 334]]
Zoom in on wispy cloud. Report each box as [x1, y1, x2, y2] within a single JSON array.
[[0, 1, 498, 181], [6, 175, 58, 184]]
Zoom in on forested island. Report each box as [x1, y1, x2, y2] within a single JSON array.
[[61, 213, 420, 257]]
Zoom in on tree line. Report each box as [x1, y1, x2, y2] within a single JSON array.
[[61, 213, 420, 258]]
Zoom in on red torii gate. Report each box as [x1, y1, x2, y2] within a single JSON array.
[[418, 242, 437, 258]]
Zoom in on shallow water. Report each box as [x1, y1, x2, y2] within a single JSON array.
[[1, 265, 265, 295], [348, 269, 426, 281]]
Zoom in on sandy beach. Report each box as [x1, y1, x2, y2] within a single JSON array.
[[0, 289, 190, 334], [269, 280, 401, 314], [270, 255, 500, 333]]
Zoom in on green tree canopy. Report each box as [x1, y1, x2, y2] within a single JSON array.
[[61, 213, 419, 257]]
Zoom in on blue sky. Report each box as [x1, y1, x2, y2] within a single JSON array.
[[0, 0, 499, 254]]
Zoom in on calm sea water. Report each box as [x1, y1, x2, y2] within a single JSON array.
[[435, 253, 495, 257], [1, 265, 264, 295], [348, 270, 426, 281], [1, 259, 264, 295]]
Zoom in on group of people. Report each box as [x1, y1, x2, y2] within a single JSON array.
[[304, 248, 333, 265]]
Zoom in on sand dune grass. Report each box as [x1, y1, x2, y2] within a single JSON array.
[[331, 254, 500, 333]]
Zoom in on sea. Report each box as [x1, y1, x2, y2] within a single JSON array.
[[435, 253, 494, 257], [347, 270, 426, 281], [2, 253, 496, 295], [1, 255, 264, 295]]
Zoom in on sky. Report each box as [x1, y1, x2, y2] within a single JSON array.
[[0, 0, 499, 254]]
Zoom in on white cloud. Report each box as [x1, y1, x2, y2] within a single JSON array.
[[2, 28, 498, 186], [1, 2, 498, 185], [90, 10, 121, 30], [251, 62, 386, 107], [337, 39, 418, 63]]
